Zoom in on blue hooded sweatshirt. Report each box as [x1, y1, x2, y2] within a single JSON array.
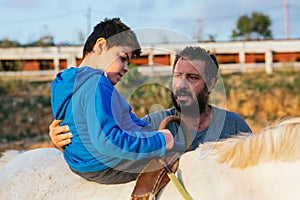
[[51, 66, 166, 173]]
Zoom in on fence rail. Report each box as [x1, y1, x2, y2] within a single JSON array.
[[1, 40, 300, 77]]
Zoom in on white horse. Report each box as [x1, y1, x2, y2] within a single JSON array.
[[1, 117, 300, 200]]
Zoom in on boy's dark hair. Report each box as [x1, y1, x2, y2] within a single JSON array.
[[173, 46, 219, 86], [82, 18, 141, 58]]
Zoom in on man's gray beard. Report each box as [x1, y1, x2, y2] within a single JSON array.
[[171, 87, 209, 118]]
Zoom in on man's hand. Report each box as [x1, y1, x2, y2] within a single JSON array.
[[49, 120, 72, 152]]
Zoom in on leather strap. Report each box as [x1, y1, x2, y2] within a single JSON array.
[[131, 154, 179, 199]]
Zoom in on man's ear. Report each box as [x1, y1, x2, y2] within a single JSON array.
[[93, 38, 107, 54], [208, 77, 217, 93]]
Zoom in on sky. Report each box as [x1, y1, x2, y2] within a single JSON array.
[[0, 0, 299, 45]]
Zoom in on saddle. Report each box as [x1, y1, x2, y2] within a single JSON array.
[[130, 153, 180, 200], [131, 116, 192, 200]]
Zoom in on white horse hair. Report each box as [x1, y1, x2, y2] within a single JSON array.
[[1, 117, 300, 200], [0, 150, 21, 168]]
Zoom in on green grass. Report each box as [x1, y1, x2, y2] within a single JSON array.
[[1, 68, 300, 142]]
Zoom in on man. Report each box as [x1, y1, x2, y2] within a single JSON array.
[[49, 46, 251, 152], [142, 47, 252, 151]]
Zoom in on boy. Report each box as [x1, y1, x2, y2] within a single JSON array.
[[51, 18, 174, 184]]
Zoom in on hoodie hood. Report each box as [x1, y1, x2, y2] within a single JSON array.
[[50, 67, 105, 120]]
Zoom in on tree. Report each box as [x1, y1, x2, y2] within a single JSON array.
[[231, 12, 272, 40], [207, 34, 216, 42], [252, 12, 272, 39], [34, 35, 55, 47], [0, 38, 20, 48]]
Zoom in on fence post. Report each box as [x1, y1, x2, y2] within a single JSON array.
[[67, 55, 76, 68], [239, 50, 245, 71], [53, 56, 59, 73], [239, 41, 246, 71], [265, 49, 273, 74], [170, 53, 176, 67]]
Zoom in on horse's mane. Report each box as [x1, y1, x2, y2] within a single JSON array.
[[205, 117, 300, 169]]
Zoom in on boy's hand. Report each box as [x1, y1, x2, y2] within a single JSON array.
[[160, 129, 174, 150]]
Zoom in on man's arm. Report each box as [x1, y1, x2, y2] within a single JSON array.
[[48, 119, 173, 152], [49, 120, 73, 152]]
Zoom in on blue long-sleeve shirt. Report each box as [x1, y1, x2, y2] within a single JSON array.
[[51, 66, 166, 172]]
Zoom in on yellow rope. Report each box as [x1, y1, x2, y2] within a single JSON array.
[[167, 173, 193, 200]]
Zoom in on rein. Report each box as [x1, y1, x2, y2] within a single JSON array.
[[158, 116, 193, 200]]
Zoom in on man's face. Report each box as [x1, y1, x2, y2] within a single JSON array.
[[171, 57, 209, 116]]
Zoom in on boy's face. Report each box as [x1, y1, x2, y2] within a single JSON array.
[[101, 46, 132, 85]]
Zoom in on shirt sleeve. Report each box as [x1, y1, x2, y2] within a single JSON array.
[[234, 114, 252, 134], [141, 108, 175, 131], [84, 75, 166, 160], [222, 110, 252, 136]]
